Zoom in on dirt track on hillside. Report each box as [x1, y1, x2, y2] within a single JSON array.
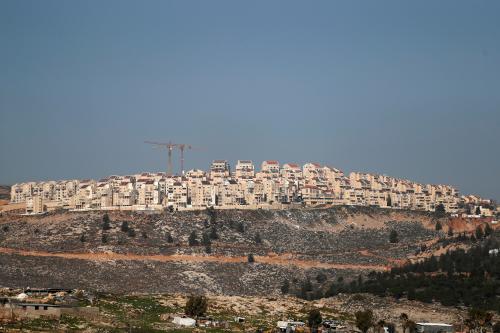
[[0, 247, 389, 271]]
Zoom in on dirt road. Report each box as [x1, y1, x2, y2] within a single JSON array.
[[0, 247, 389, 271]]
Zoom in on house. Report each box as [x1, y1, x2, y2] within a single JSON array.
[[0, 298, 61, 320], [276, 320, 305, 332], [235, 160, 255, 179], [261, 160, 280, 174]]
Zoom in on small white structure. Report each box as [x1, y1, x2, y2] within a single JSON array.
[[16, 293, 28, 301], [277, 320, 306, 332], [489, 249, 499, 256], [172, 316, 196, 327], [416, 322, 454, 333]]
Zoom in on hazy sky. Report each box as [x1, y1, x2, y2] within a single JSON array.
[[1, 1, 499, 200]]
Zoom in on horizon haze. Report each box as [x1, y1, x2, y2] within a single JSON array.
[[1, 0, 499, 200]]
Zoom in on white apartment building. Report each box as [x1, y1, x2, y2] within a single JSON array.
[[12, 160, 478, 214]]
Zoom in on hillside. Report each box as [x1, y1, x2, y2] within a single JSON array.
[[0, 185, 10, 204], [0, 207, 470, 296]]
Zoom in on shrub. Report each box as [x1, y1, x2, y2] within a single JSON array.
[[492, 322, 500, 333], [254, 232, 262, 244], [389, 230, 399, 243], [102, 214, 111, 230], [316, 272, 327, 283], [475, 226, 484, 240], [80, 234, 86, 243], [121, 221, 129, 232], [281, 279, 290, 294], [247, 253, 255, 263], [435, 221, 442, 231], [307, 309, 322, 328], [101, 234, 108, 244], [201, 232, 211, 247], [127, 228, 136, 238], [387, 323, 396, 333], [188, 231, 198, 246], [206, 206, 217, 224], [435, 204, 446, 217], [209, 226, 218, 240], [166, 232, 174, 243], [184, 295, 208, 317], [355, 309, 374, 333], [236, 222, 245, 233], [484, 224, 492, 237]]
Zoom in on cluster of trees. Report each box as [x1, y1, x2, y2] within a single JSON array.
[[291, 232, 500, 312], [352, 236, 500, 311], [98, 214, 138, 243]]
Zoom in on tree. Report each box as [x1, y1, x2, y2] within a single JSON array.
[[316, 272, 327, 283], [188, 231, 198, 246], [435, 204, 446, 217], [247, 253, 255, 263], [389, 230, 399, 243], [475, 206, 481, 215], [406, 320, 417, 333], [201, 232, 211, 247], [209, 226, 218, 240], [484, 224, 492, 237], [102, 214, 111, 230], [475, 226, 484, 240], [435, 221, 442, 231], [184, 295, 208, 317], [254, 232, 262, 244], [307, 309, 322, 329], [375, 320, 386, 333], [400, 313, 409, 333], [80, 234, 86, 243], [492, 322, 500, 333], [447, 226, 454, 237], [166, 232, 174, 243], [281, 279, 290, 294], [355, 309, 374, 333], [206, 206, 217, 224], [387, 323, 396, 333], [467, 308, 493, 333], [121, 221, 129, 232], [127, 228, 136, 237], [101, 234, 108, 244]]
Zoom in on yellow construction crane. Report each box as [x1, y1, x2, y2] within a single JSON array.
[[145, 141, 201, 176], [144, 141, 179, 176]]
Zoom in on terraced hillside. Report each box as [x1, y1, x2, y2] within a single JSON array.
[[0, 207, 447, 295]]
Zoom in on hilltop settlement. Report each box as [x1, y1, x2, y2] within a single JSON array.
[[7, 160, 498, 215]]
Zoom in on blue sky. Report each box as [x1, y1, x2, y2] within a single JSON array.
[[1, 1, 499, 200]]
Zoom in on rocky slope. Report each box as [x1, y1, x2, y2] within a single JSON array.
[[0, 207, 445, 295]]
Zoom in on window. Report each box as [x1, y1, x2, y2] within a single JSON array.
[[43, 306, 48, 310], [35, 305, 39, 310]]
